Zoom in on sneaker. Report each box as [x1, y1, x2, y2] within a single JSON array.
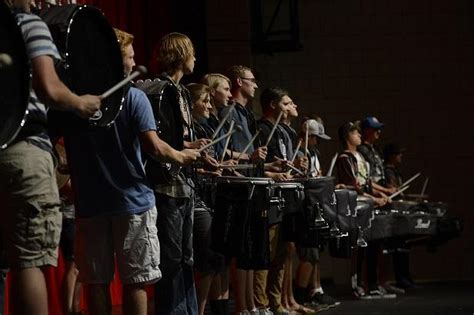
[[352, 285, 366, 298], [258, 308, 274, 315], [362, 288, 397, 299], [311, 292, 341, 308], [383, 282, 405, 294], [302, 300, 329, 312]]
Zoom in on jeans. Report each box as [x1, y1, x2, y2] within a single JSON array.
[[154, 194, 197, 315]]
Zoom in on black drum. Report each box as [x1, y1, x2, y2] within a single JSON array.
[[288, 176, 336, 247], [0, 1, 30, 149], [270, 182, 305, 242], [39, 5, 124, 131], [211, 176, 274, 270]]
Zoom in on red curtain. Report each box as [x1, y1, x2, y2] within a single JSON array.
[[79, 0, 172, 74]]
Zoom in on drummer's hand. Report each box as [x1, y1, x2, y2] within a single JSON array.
[[179, 148, 200, 165], [201, 153, 219, 171], [294, 156, 308, 172], [197, 167, 222, 177], [385, 186, 398, 195], [74, 94, 102, 119], [250, 146, 268, 163], [266, 157, 288, 172], [265, 171, 290, 182], [221, 159, 238, 166], [187, 138, 211, 149], [374, 197, 388, 207], [335, 183, 347, 189]]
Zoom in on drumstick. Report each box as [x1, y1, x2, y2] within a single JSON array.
[[287, 163, 305, 176], [290, 139, 302, 164], [220, 120, 235, 163], [210, 105, 235, 140], [197, 125, 243, 153], [399, 172, 421, 189], [286, 139, 303, 175], [101, 65, 147, 99], [420, 177, 429, 199], [218, 164, 255, 170], [264, 111, 284, 147], [326, 153, 338, 177], [236, 130, 261, 162], [304, 125, 309, 156], [388, 185, 410, 201]]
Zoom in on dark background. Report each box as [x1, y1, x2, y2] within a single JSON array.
[[80, 0, 473, 283]]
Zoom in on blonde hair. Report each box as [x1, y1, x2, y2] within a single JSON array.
[[157, 32, 195, 72], [227, 65, 252, 84], [113, 28, 134, 57], [201, 73, 231, 91]]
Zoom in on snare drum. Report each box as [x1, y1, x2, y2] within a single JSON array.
[[288, 176, 336, 247], [0, 1, 30, 149], [211, 176, 274, 270], [40, 5, 124, 131], [270, 181, 305, 242]]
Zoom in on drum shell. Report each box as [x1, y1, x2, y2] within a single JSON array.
[[39, 5, 125, 131], [211, 177, 273, 269], [0, 1, 30, 149]]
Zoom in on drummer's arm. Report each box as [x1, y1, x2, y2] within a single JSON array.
[[139, 131, 199, 165], [372, 181, 397, 195], [31, 55, 101, 118]]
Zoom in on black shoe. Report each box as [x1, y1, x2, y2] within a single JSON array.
[[361, 288, 396, 300], [310, 292, 341, 308]]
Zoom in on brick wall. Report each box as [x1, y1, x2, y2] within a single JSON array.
[[206, 0, 474, 282]]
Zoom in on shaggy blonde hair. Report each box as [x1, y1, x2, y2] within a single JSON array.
[[113, 28, 134, 57]]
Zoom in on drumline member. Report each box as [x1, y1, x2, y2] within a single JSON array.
[[187, 83, 233, 315], [148, 33, 214, 315], [383, 143, 417, 290], [200, 73, 233, 131], [357, 116, 403, 298], [0, 1, 101, 313], [253, 87, 293, 315], [293, 118, 340, 310], [335, 121, 391, 299], [217, 65, 267, 315]]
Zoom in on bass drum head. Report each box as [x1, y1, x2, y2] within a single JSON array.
[[0, 1, 30, 149], [41, 5, 124, 130]]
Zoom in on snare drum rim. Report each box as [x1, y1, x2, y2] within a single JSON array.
[[214, 176, 274, 185]]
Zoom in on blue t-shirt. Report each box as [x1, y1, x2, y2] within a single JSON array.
[[65, 87, 156, 218]]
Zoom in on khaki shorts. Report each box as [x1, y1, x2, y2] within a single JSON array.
[[0, 141, 62, 268], [75, 207, 161, 285]]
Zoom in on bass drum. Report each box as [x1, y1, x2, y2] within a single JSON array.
[[0, 1, 30, 149], [40, 5, 124, 132]]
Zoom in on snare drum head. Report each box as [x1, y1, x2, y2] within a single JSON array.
[[215, 176, 273, 185], [41, 5, 124, 130], [0, 1, 30, 149]]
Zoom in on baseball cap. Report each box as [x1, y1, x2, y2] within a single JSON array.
[[338, 121, 360, 143], [361, 116, 384, 130], [303, 119, 331, 140]]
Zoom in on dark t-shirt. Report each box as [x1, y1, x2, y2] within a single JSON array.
[[65, 88, 156, 218]]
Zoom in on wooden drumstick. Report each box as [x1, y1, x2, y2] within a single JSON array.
[[388, 185, 410, 201], [326, 153, 338, 177], [220, 120, 235, 163], [210, 105, 235, 140], [304, 124, 309, 156], [399, 172, 421, 189], [236, 130, 261, 162], [286, 139, 302, 175], [197, 125, 242, 153], [264, 111, 284, 147], [420, 177, 429, 199], [101, 65, 147, 99]]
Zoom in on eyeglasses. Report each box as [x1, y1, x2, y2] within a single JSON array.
[[240, 77, 258, 84]]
